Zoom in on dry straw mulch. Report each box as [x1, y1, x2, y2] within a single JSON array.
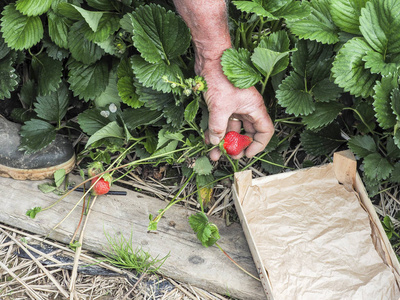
[[0, 223, 230, 300]]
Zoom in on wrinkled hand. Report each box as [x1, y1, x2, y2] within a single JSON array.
[[200, 61, 275, 161]]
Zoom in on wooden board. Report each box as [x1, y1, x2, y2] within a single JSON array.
[[0, 175, 265, 300]]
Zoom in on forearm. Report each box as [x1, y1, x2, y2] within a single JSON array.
[[173, 0, 232, 73]]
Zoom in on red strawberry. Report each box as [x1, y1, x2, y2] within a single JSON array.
[[223, 131, 253, 156], [90, 175, 112, 195]]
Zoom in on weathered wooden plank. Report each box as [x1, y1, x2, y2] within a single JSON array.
[[0, 175, 265, 300]]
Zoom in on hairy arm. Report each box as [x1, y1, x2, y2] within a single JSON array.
[[173, 0, 274, 160]]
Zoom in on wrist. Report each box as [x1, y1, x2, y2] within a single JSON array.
[[194, 42, 231, 76]]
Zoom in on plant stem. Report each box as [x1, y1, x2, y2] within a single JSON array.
[[215, 242, 260, 282]]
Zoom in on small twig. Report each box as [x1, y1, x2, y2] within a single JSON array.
[[69, 195, 98, 298], [122, 271, 147, 300]]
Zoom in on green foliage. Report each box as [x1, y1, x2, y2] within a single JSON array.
[[189, 212, 220, 247]]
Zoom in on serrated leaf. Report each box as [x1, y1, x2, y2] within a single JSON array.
[[121, 107, 162, 130], [232, 1, 277, 19], [363, 51, 400, 76], [332, 38, 379, 98], [251, 47, 291, 78], [31, 52, 63, 96], [261, 150, 285, 174], [221, 48, 261, 89], [81, 13, 120, 43], [130, 4, 191, 63], [373, 74, 398, 129], [130, 55, 183, 93], [363, 152, 394, 181], [193, 156, 213, 176], [276, 72, 315, 116], [20, 79, 37, 106], [359, 0, 400, 55], [347, 135, 377, 158], [387, 137, 400, 159], [0, 53, 18, 99], [117, 76, 142, 108], [353, 100, 376, 133], [86, 0, 117, 11], [286, 0, 339, 44], [300, 123, 344, 156], [34, 82, 70, 122], [392, 88, 400, 121], [273, 0, 311, 21], [188, 212, 220, 247], [196, 173, 214, 208], [0, 32, 10, 60], [0, 4, 43, 50], [19, 119, 56, 153], [156, 128, 184, 150], [26, 206, 42, 219], [86, 121, 124, 148], [312, 78, 343, 102], [78, 108, 110, 135], [389, 162, 400, 183], [68, 20, 105, 64], [58, 3, 103, 32], [43, 39, 69, 61], [330, 0, 368, 35], [16, 0, 52, 16], [95, 70, 122, 108], [67, 58, 109, 101], [184, 99, 199, 123], [163, 103, 185, 131], [302, 101, 343, 130], [48, 9, 71, 49]]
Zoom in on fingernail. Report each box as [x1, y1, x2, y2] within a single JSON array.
[[210, 135, 221, 145]]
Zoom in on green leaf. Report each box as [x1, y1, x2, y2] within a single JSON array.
[[359, 0, 400, 55], [67, 58, 109, 101], [19, 119, 56, 153], [86, 121, 125, 148], [363, 50, 400, 76], [58, 3, 103, 32], [130, 55, 183, 93], [78, 108, 110, 135], [26, 207, 42, 219], [389, 162, 400, 183], [43, 39, 69, 61], [232, 1, 277, 19], [286, 0, 339, 44], [188, 212, 220, 248], [34, 83, 70, 122], [363, 152, 393, 181], [312, 78, 343, 102], [392, 88, 400, 121], [47, 10, 72, 49], [273, 1, 311, 21], [330, 0, 368, 35], [302, 102, 343, 130], [117, 76, 142, 108], [156, 128, 184, 150], [387, 137, 400, 159], [373, 74, 398, 129], [251, 47, 291, 78], [95, 70, 122, 108], [86, 0, 117, 11], [193, 156, 213, 176], [31, 52, 63, 96], [347, 135, 377, 158], [0, 4, 44, 50], [54, 169, 66, 188], [300, 123, 344, 156], [68, 20, 105, 64], [332, 38, 379, 98], [130, 4, 191, 63], [276, 72, 315, 116], [0, 33, 10, 60], [81, 13, 120, 43], [184, 99, 199, 123], [221, 48, 261, 89], [353, 100, 376, 133], [261, 150, 285, 174], [121, 107, 163, 130], [0, 53, 18, 99], [16, 0, 53, 16], [38, 183, 57, 194]]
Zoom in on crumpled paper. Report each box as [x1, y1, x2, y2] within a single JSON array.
[[242, 164, 400, 300]]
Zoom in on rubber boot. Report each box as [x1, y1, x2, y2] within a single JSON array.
[[0, 115, 75, 180]]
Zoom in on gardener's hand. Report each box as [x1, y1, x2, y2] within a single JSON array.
[[200, 60, 274, 161]]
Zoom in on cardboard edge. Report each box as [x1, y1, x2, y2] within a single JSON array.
[[232, 181, 274, 300]]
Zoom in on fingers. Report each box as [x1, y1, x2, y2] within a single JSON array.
[[244, 114, 275, 158]]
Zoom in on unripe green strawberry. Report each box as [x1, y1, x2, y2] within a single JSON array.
[[87, 161, 104, 177], [90, 174, 112, 195], [223, 131, 253, 156]]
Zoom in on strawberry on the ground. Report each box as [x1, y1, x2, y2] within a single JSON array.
[[222, 131, 253, 156], [90, 174, 112, 195]]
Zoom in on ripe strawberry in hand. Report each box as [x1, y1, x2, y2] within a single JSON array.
[[90, 174, 112, 195], [222, 131, 253, 156]]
